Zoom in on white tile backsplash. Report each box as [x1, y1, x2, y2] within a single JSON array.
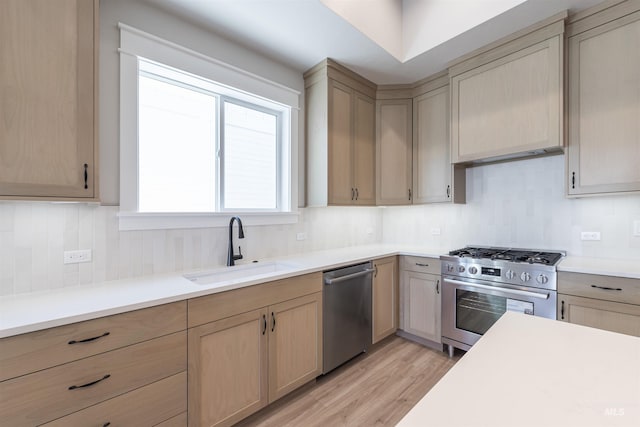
[[383, 155, 640, 260], [0, 204, 382, 295], [1, 155, 638, 296]]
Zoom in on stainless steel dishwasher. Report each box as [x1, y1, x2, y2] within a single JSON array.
[[322, 262, 374, 374]]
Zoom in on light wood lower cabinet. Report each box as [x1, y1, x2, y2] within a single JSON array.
[[399, 256, 442, 344], [188, 309, 268, 427], [41, 372, 187, 427], [372, 256, 399, 344], [558, 271, 640, 337], [188, 276, 323, 427], [558, 294, 640, 337]]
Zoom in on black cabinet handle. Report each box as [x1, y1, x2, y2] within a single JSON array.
[[355, 188, 359, 200], [571, 172, 575, 189], [271, 312, 276, 332], [351, 188, 354, 200], [69, 374, 110, 390], [561, 301, 565, 320], [262, 314, 267, 335], [374, 264, 378, 278], [103, 423, 111, 427], [446, 185, 450, 198], [591, 285, 622, 292], [68, 332, 110, 345], [84, 163, 89, 189], [436, 279, 440, 294], [415, 263, 429, 267], [408, 188, 412, 201]]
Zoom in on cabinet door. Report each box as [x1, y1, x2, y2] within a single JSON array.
[[567, 12, 640, 195], [451, 36, 562, 163], [328, 79, 354, 205], [0, 0, 97, 199], [558, 294, 640, 337], [188, 309, 268, 427], [352, 92, 376, 205], [372, 257, 398, 344], [268, 292, 322, 402], [413, 86, 452, 204], [376, 99, 413, 205], [400, 271, 441, 343]]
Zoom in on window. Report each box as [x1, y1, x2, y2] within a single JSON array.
[[137, 59, 284, 213], [118, 24, 300, 230]]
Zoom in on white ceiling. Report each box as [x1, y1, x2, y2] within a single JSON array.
[[147, 0, 603, 84]]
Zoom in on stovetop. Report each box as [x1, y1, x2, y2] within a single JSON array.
[[447, 246, 564, 266], [440, 246, 566, 290]]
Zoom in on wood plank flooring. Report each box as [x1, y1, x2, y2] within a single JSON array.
[[238, 336, 459, 427]]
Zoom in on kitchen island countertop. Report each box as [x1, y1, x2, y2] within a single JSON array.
[[397, 311, 640, 427]]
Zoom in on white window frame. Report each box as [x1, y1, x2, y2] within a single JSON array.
[[118, 24, 300, 231]]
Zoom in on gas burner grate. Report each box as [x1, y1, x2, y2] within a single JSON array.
[[449, 247, 563, 266]]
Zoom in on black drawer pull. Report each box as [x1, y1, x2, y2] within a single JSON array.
[[84, 163, 89, 189], [69, 374, 110, 390], [271, 312, 276, 332], [591, 285, 622, 292], [68, 331, 110, 345], [103, 423, 111, 427], [262, 314, 267, 335], [561, 301, 565, 320], [415, 263, 429, 267]]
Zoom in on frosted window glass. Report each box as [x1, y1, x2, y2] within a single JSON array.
[[224, 102, 278, 209], [138, 75, 216, 212]]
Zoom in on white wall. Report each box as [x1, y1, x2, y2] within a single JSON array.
[[383, 155, 640, 260]]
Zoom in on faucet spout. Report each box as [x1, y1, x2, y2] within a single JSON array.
[[227, 216, 245, 266]]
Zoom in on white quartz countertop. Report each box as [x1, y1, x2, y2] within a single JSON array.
[[397, 311, 640, 427], [558, 256, 640, 279], [0, 244, 443, 338]]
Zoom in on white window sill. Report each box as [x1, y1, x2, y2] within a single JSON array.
[[118, 210, 299, 231]]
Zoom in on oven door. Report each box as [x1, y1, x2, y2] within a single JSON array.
[[442, 276, 557, 348]]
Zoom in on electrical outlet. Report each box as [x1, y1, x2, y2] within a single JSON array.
[[366, 227, 374, 235], [431, 228, 441, 236], [580, 231, 601, 241], [296, 232, 307, 241], [634, 220, 640, 237], [64, 249, 92, 264]]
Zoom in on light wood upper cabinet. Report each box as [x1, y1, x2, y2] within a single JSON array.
[[372, 256, 399, 344], [567, 3, 640, 196], [449, 16, 565, 164], [376, 99, 413, 205], [0, 0, 98, 200], [413, 80, 466, 204], [305, 59, 376, 206]]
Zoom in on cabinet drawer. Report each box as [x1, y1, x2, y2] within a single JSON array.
[[188, 272, 322, 327], [0, 301, 186, 381], [0, 331, 186, 426], [558, 272, 640, 305], [401, 256, 441, 275], [41, 372, 187, 426]]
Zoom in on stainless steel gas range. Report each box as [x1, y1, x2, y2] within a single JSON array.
[[440, 246, 565, 357]]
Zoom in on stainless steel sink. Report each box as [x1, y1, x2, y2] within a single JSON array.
[[183, 261, 301, 285]]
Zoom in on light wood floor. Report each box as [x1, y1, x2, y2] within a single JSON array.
[[239, 336, 459, 427]]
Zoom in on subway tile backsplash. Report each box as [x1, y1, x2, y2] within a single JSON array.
[[1, 155, 638, 296]]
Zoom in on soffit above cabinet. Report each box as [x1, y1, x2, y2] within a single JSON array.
[[145, 0, 602, 84]]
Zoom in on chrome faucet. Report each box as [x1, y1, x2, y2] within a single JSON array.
[[227, 216, 245, 266]]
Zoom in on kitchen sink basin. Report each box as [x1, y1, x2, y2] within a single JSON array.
[[184, 261, 301, 285]]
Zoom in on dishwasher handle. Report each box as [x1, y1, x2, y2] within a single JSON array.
[[324, 268, 375, 285]]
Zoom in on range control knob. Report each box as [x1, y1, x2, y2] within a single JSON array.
[[447, 264, 454, 273], [537, 274, 549, 284], [469, 266, 478, 274], [505, 270, 516, 280], [520, 272, 531, 282], [458, 265, 466, 273]]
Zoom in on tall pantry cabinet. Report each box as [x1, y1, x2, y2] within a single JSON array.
[[304, 59, 376, 206], [0, 0, 98, 200]]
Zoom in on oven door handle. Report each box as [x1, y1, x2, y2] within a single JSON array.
[[444, 278, 550, 300]]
